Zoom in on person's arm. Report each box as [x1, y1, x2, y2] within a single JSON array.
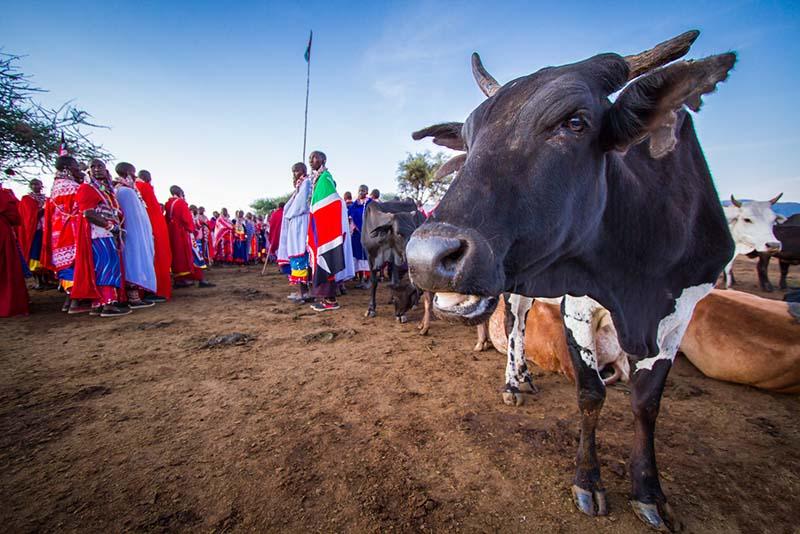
[[76, 185, 114, 229]]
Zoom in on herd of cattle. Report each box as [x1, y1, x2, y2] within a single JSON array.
[[358, 30, 799, 532]]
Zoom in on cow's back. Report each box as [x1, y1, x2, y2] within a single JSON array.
[[680, 289, 800, 393]]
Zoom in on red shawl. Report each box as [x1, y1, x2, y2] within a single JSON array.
[[17, 194, 41, 264], [267, 207, 283, 256], [165, 197, 201, 280], [70, 182, 119, 300], [135, 180, 173, 299], [41, 178, 80, 273], [0, 187, 29, 317], [213, 216, 233, 262]]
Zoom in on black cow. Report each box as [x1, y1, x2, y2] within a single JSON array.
[[361, 200, 427, 323], [751, 214, 800, 291], [406, 31, 735, 531]]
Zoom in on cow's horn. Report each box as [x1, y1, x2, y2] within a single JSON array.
[[769, 192, 783, 205], [730, 194, 743, 208], [472, 52, 501, 97], [624, 30, 700, 80]]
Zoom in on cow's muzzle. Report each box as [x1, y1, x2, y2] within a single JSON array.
[[406, 222, 503, 323], [433, 292, 498, 325]]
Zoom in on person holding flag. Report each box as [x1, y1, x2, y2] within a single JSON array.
[[307, 150, 353, 311]]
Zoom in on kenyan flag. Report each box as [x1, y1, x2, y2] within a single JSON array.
[[308, 169, 346, 285]]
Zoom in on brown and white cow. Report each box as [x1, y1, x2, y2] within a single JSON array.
[[680, 289, 800, 393], [487, 297, 631, 396]]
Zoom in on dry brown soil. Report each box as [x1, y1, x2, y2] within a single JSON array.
[[1, 255, 798, 533]]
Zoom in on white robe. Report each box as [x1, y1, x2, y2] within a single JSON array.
[[277, 177, 312, 262]]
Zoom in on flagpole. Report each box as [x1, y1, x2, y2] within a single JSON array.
[[302, 30, 312, 163]]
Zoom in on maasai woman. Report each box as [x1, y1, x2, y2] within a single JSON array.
[[0, 176, 29, 317], [135, 170, 172, 300], [278, 163, 312, 302], [165, 186, 213, 288], [213, 208, 233, 264], [17, 178, 50, 288], [41, 156, 84, 311], [114, 161, 157, 307], [267, 203, 284, 261], [232, 210, 248, 264], [347, 184, 372, 287], [71, 162, 129, 317]]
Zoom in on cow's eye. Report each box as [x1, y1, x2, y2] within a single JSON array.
[[743, 218, 753, 223], [565, 116, 586, 132]]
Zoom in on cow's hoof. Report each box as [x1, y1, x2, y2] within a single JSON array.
[[763, 284, 775, 293], [397, 315, 408, 324], [502, 382, 536, 406], [472, 340, 491, 352], [571, 485, 608, 517], [630, 500, 681, 532], [365, 309, 376, 318], [502, 391, 525, 406], [418, 324, 430, 336]]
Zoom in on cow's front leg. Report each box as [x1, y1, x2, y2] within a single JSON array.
[[473, 321, 490, 352], [561, 296, 607, 517], [628, 284, 709, 532], [756, 253, 774, 292], [628, 358, 677, 532], [722, 258, 734, 288], [502, 294, 535, 406], [779, 259, 790, 290], [365, 268, 380, 318]]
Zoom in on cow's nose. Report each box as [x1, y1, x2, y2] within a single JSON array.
[[766, 241, 782, 253], [406, 235, 467, 290]]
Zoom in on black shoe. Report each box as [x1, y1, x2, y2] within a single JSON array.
[[100, 304, 132, 317], [143, 295, 167, 303], [198, 280, 216, 288], [129, 300, 156, 309]]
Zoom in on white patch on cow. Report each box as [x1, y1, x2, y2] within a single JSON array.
[[562, 295, 603, 372], [635, 283, 713, 372], [505, 294, 533, 387]]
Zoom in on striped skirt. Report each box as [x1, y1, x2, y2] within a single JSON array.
[[92, 237, 122, 287]]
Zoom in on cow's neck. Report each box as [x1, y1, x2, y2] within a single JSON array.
[[523, 112, 733, 357]]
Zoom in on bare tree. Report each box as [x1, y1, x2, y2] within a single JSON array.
[[0, 52, 112, 181]]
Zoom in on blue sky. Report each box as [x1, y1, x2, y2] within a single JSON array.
[[3, 0, 799, 209]]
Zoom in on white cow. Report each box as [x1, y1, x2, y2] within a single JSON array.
[[723, 194, 785, 288]]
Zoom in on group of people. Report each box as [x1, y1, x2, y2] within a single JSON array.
[[272, 150, 380, 311], [202, 208, 273, 266], [1, 148, 390, 317], [1, 156, 213, 318]]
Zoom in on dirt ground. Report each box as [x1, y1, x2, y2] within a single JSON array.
[[1, 255, 798, 533]]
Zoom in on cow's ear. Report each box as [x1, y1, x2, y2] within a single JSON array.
[[600, 53, 736, 158], [412, 122, 465, 151]]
